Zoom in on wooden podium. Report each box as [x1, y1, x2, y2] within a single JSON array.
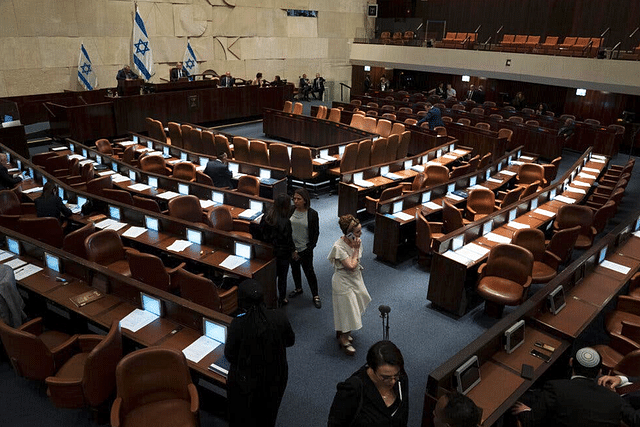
[[117, 79, 143, 96]]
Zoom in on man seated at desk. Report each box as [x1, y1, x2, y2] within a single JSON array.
[[417, 105, 445, 130], [170, 62, 188, 81], [219, 72, 235, 88], [116, 65, 139, 81], [0, 154, 22, 190], [204, 151, 233, 189]]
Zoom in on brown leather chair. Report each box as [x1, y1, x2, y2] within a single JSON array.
[[553, 205, 596, 249], [593, 329, 640, 374], [449, 163, 471, 179], [545, 225, 581, 265], [209, 206, 252, 239], [103, 188, 134, 205], [605, 296, 640, 350], [290, 146, 320, 185], [46, 322, 122, 409], [512, 228, 560, 283], [316, 105, 328, 120], [490, 114, 503, 120], [495, 186, 524, 209], [466, 188, 496, 221], [128, 251, 184, 293], [385, 134, 400, 163], [173, 268, 238, 315], [200, 131, 216, 156], [283, 100, 292, 113], [111, 348, 199, 427], [542, 164, 557, 185], [235, 175, 261, 197], [0, 189, 35, 216], [400, 172, 426, 194], [519, 181, 540, 199], [475, 122, 490, 130], [404, 118, 418, 126], [442, 200, 470, 233], [196, 170, 214, 186], [478, 152, 492, 169], [508, 116, 523, 124], [147, 119, 168, 144], [367, 102, 379, 108], [369, 138, 387, 166], [0, 317, 75, 381], [132, 195, 162, 213], [45, 155, 72, 177], [362, 116, 377, 134], [214, 134, 233, 158], [381, 113, 396, 121], [452, 104, 465, 111], [416, 209, 444, 265], [476, 244, 534, 317], [180, 125, 194, 151], [232, 137, 250, 162], [525, 120, 539, 126], [457, 118, 471, 126], [189, 128, 203, 154], [140, 155, 171, 176], [95, 139, 119, 157], [626, 272, 640, 301], [592, 200, 617, 234], [62, 223, 96, 259], [467, 155, 480, 170], [32, 152, 58, 167], [424, 164, 450, 186], [433, 126, 447, 136], [327, 108, 341, 123], [355, 139, 372, 170], [366, 110, 378, 118], [365, 185, 403, 215], [168, 195, 212, 226], [375, 119, 392, 138], [516, 163, 546, 186], [497, 128, 513, 144], [249, 140, 270, 166], [84, 229, 137, 277], [86, 175, 113, 198], [17, 217, 64, 248], [292, 102, 303, 115], [328, 142, 358, 177], [167, 122, 182, 148], [396, 131, 411, 159], [269, 143, 291, 174], [171, 162, 196, 182], [121, 146, 138, 167]]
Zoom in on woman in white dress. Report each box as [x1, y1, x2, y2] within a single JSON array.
[[328, 215, 371, 356]]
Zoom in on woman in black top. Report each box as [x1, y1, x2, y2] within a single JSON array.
[[34, 181, 72, 221], [259, 193, 295, 306], [288, 188, 321, 308], [328, 341, 409, 427]]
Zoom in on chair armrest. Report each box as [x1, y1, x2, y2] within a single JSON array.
[[496, 190, 508, 200], [590, 226, 598, 237], [188, 383, 199, 413], [21, 203, 36, 215], [617, 295, 640, 315], [543, 250, 562, 270], [64, 175, 83, 185], [123, 248, 140, 260], [18, 317, 44, 335], [628, 272, 640, 294], [466, 206, 478, 221], [76, 334, 104, 353], [50, 334, 80, 368], [111, 397, 123, 427], [429, 222, 443, 234], [232, 219, 251, 233], [166, 262, 187, 275], [477, 263, 487, 278], [620, 321, 640, 345], [609, 332, 640, 355], [45, 375, 83, 388]]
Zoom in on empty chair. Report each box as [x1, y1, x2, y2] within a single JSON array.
[[283, 100, 293, 113], [521, 108, 535, 115], [519, 181, 540, 198], [201, 131, 216, 156], [168, 195, 211, 226], [466, 188, 496, 221], [367, 102, 379, 108], [471, 107, 485, 115], [327, 108, 341, 123], [525, 120, 539, 126], [442, 200, 470, 233], [189, 128, 203, 153], [235, 175, 260, 196], [433, 126, 447, 136], [369, 138, 387, 166], [209, 206, 253, 239], [400, 172, 426, 194], [512, 228, 560, 283], [396, 131, 411, 159], [592, 200, 617, 235], [0, 317, 74, 381], [196, 171, 214, 186], [249, 140, 270, 166], [457, 118, 471, 126], [129, 251, 185, 293], [350, 113, 366, 130], [355, 139, 372, 169], [84, 229, 136, 277], [95, 139, 118, 157], [495, 186, 524, 209], [45, 322, 122, 409], [365, 185, 403, 215], [350, 99, 362, 107], [269, 143, 291, 174], [516, 163, 545, 186], [504, 106, 516, 112], [442, 116, 453, 123], [171, 162, 197, 182], [328, 142, 358, 177], [467, 155, 480, 170], [111, 348, 199, 427], [593, 338, 640, 375], [292, 102, 303, 115], [375, 119, 392, 138], [232, 136, 250, 162], [605, 297, 640, 344], [559, 114, 575, 121], [508, 116, 523, 123], [291, 146, 320, 188], [490, 114, 503, 120], [121, 146, 138, 167], [132, 195, 161, 213], [0, 189, 35, 216], [86, 175, 113, 197], [173, 267, 238, 315], [214, 134, 233, 158], [17, 217, 64, 248], [168, 122, 182, 147], [584, 118, 600, 125], [415, 209, 444, 264], [140, 155, 171, 176], [31, 151, 58, 167], [542, 164, 557, 185], [180, 125, 194, 151], [452, 104, 465, 111], [362, 116, 377, 134], [398, 107, 413, 114], [449, 163, 471, 179], [404, 118, 417, 126], [424, 164, 450, 186], [103, 188, 134, 205], [553, 205, 596, 249], [390, 122, 405, 136], [147, 119, 168, 144], [475, 122, 490, 130], [45, 155, 71, 176], [366, 110, 378, 117], [316, 105, 328, 120], [62, 223, 96, 259], [476, 244, 534, 317], [496, 129, 513, 145], [385, 134, 400, 162]]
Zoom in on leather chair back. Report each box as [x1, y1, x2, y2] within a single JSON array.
[[546, 225, 581, 264], [362, 116, 377, 134], [81, 322, 123, 407], [122, 147, 136, 166], [449, 163, 471, 179], [443, 200, 465, 233], [140, 155, 170, 176], [457, 118, 471, 126], [471, 108, 485, 115], [396, 131, 411, 159], [517, 163, 545, 186], [45, 155, 70, 175], [385, 134, 400, 162], [425, 164, 450, 186], [512, 228, 546, 262], [196, 171, 214, 186], [614, 349, 640, 377], [180, 125, 194, 151], [356, 139, 372, 169], [132, 195, 161, 213], [499, 186, 524, 208], [249, 140, 270, 166], [291, 146, 315, 180], [292, 102, 303, 115], [349, 114, 365, 130], [416, 209, 434, 255], [0, 190, 22, 215], [497, 128, 512, 142], [542, 164, 557, 184], [84, 229, 127, 266], [390, 123, 405, 136], [201, 131, 216, 156], [232, 136, 250, 162], [339, 143, 359, 173], [86, 175, 113, 197], [189, 128, 203, 154], [236, 176, 260, 196], [520, 181, 540, 198], [467, 188, 495, 217], [593, 200, 616, 234], [62, 223, 96, 259], [129, 251, 172, 292], [555, 205, 594, 231], [381, 113, 396, 121], [327, 108, 341, 123], [508, 116, 523, 123], [475, 122, 490, 130], [526, 120, 539, 126], [370, 138, 387, 166], [316, 105, 327, 120], [467, 155, 480, 169], [375, 119, 392, 138], [269, 143, 291, 173], [214, 134, 233, 158], [147, 119, 167, 143], [32, 152, 57, 167], [103, 188, 134, 205], [168, 195, 208, 225], [283, 100, 292, 113], [168, 122, 182, 148], [478, 152, 492, 169], [484, 244, 534, 285], [172, 162, 196, 182], [17, 217, 64, 248], [409, 172, 426, 192], [0, 319, 56, 380], [95, 139, 114, 155], [433, 126, 447, 136], [209, 206, 234, 232], [173, 268, 223, 312]]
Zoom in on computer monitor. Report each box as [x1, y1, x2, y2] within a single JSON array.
[[548, 286, 566, 315], [497, 162, 502, 171], [212, 191, 224, 204], [77, 196, 87, 208], [145, 215, 159, 231], [7, 237, 19, 255], [250, 200, 263, 212], [259, 168, 271, 180], [58, 186, 65, 200], [141, 292, 162, 316], [482, 220, 493, 236], [393, 201, 403, 214], [436, 149, 442, 158], [109, 205, 121, 221], [178, 183, 189, 195], [200, 157, 208, 167], [132, 135, 139, 144], [530, 198, 538, 210], [404, 160, 412, 170], [203, 318, 227, 345], [447, 183, 455, 194], [96, 155, 102, 165], [163, 146, 170, 157], [180, 152, 188, 161], [16, 159, 21, 170], [129, 170, 136, 181], [42, 176, 47, 186], [421, 191, 431, 204], [235, 242, 252, 259], [549, 188, 557, 200], [380, 165, 389, 176], [485, 169, 491, 180], [228, 162, 239, 175], [146, 140, 153, 150], [82, 148, 88, 158], [452, 235, 464, 251], [635, 216, 640, 231], [598, 246, 607, 264], [509, 208, 517, 221], [339, 145, 346, 156], [504, 320, 526, 354], [469, 176, 477, 186], [320, 149, 329, 158], [455, 355, 481, 395], [186, 228, 202, 245], [148, 176, 158, 188], [44, 252, 61, 273], [353, 172, 364, 182]]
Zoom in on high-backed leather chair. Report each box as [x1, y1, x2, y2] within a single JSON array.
[[478, 152, 492, 169], [327, 108, 341, 123], [180, 125, 194, 151], [171, 162, 196, 182], [316, 105, 327, 120], [396, 131, 411, 159], [349, 113, 366, 130], [235, 175, 260, 197], [375, 119, 392, 138], [605, 296, 640, 348], [168, 195, 212, 226], [45, 155, 72, 177], [369, 138, 387, 166], [424, 164, 450, 186], [508, 116, 523, 124], [401, 172, 426, 194], [17, 217, 64, 248], [466, 188, 496, 221], [475, 122, 490, 130], [85, 175, 113, 198], [46, 322, 122, 409], [362, 116, 377, 134], [385, 134, 400, 162], [405, 118, 418, 126], [328, 142, 358, 177], [0, 189, 35, 216], [452, 104, 465, 111], [476, 244, 534, 317], [103, 188, 134, 205], [381, 113, 395, 121], [283, 100, 292, 113], [449, 163, 471, 179], [495, 186, 524, 209], [546, 225, 581, 265], [95, 139, 119, 157], [147, 119, 168, 144], [173, 268, 238, 315], [291, 146, 320, 185], [140, 155, 171, 176], [355, 139, 372, 170], [189, 128, 204, 154], [365, 185, 403, 215], [62, 223, 96, 259], [516, 163, 546, 186], [209, 206, 252, 239], [457, 118, 471, 126], [31, 151, 58, 167], [249, 140, 270, 166], [132, 195, 162, 213], [553, 205, 596, 249], [0, 317, 75, 381], [442, 200, 470, 233], [591, 200, 616, 235], [512, 228, 560, 283], [196, 170, 214, 186], [121, 146, 138, 167], [525, 120, 539, 126], [593, 330, 640, 373], [232, 136, 250, 162], [490, 114, 503, 120], [84, 229, 137, 276], [214, 134, 233, 158], [129, 251, 184, 293], [519, 181, 540, 199], [200, 131, 216, 156], [111, 348, 199, 427], [269, 143, 291, 174], [626, 272, 640, 301], [167, 122, 182, 148], [416, 209, 444, 265], [497, 128, 513, 144], [292, 102, 303, 115]]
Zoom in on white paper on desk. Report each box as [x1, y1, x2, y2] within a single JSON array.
[[22, 186, 43, 194], [353, 179, 374, 188], [69, 154, 85, 160], [633, 231, 640, 239], [157, 191, 180, 200], [446, 193, 464, 202], [95, 219, 116, 229], [455, 246, 485, 262], [510, 161, 524, 166], [555, 195, 576, 204], [453, 149, 468, 155], [0, 251, 13, 262], [111, 174, 129, 183], [520, 156, 534, 161], [196, 165, 205, 172], [600, 260, 631, 275], [463, 243, 490, 256], [120, 309, 158, 333], [314, 157, 330, 164], [578, 172, 597, 180], [4, 258, 27, 269], [442, 154, 457, 160], [500, 170, 517, 176], [423, 201, 442, 210], [167, 159, 181, 165], [486, 232, 511, 244], [591, 158, 606, 164], [7, 168, 18, 173], [468, 185, 489, 191], [14, 264, 43, 281], [122, 226, 147, 238], [182, 335, 221, 363], [572, 180, 591, 187], [220, 255, 247, 270], [98, 170, 115, 176], [137, 147, 153, 153], [393, 212, 414, 221], [200, 200, 215, 209], [129, 183, 151, 191], [119, 140, 137, 147], [583, 167, 599, 173], [167, 240, 193, 252], [411, 165, 425, 173], [78, 159, 95, 166], [487, 177, 502, 183], [320, 155, 336, 162], [507, 221, 530, 230], [383, 173, 402, 180], [534, 208, 555, 218], [443, 250, 472, 266], [566, 187, 586, 195], [238, 209, 260, 220]]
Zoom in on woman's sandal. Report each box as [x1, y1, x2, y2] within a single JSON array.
[[288, 288, 303, 298]]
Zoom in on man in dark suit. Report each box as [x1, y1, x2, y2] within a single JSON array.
[[0, 154, 22, 190], [219, 72, 235, 88], [513, 347, 638, 427], [299, 74, 311, 101], [599, 374, 640, 413], [204, 152, 233, 188], [311, 73, 325, 100], [116, 65, 138, 80], [170, 62, 187, 81]]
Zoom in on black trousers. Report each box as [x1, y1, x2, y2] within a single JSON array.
[[291, 249, 319, 297], [276, 257, 290, 301]]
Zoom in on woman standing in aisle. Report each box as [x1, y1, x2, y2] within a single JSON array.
[[328, 214, 371, 356], [288, 188, 321, 308]]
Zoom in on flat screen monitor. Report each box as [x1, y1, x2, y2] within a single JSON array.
[[132, 135, 139, 143], [163, 146, 170, 157], [320, 149, 329, 158], [212, 191, 224, 204], [598, 246, 607, 264], [549, 188, 557, 200], [180, 152, 187, 161], [422, 155, 430, 164], [44, 252, 60, 273], [635, 216, 640, 231], [504, 319, 526, 354], [96, 155, 102, 165], [42, 176, 47, 186], [452, 235, 464, 251], [259, 168, 271, 179], [508, 155, 513, 164], [147, 140, 153, 149], [148, 176, 158, 188], [455, 355, 481, 395], [235, 242, 252, 260], [485, 169, 491, 180], [421, 191, 431, 203], [186, 228, 202, 245], [111, 162, 118, 172], [509, 208, 517, 221], [228, 162, 239, 175], [129, 170, 136, 181], [380, 165, 389, 176], [77, 196, 87, 208], [339, 145, 346, 156], [447, 183, 455, 194], [393, 201, 403, 214], [145, 215, 159, 231], [178, 183, 189, 195], [517, 149, 522, 158], [353, 172, 364, 182], [16, 159, 21, 170], [548, 286, 566, 315], [469, 176, 477, 186], [5, 237, 20, 256], [404, 160, 412, 170], [203, 318, 227, 345], [530, 198, 538, 210], [109, 205, 121, 221], [287, 146, 292, 158], [482, 220, 493, 236], [497, 162, 502, 171], [449, 143, 455, 152], [200, 157, 208, 167], [58, 186, 65, 200], [82, 148, 88, 157], [141, 292, 162, 316], [250, 200, 263, 212]]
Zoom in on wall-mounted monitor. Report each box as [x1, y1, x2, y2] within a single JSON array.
[[141, 292, 162, 317], [44, 252, 61, 273], [455, 355, 481, 395], [548, 285, 566, 315], [530, 198, 538, 210], [363, 65, 371, 72], [504, 319, 526, 354]]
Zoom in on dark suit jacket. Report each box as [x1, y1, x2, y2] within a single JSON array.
[[219, 76, 235, 87], [0, 164, 21, 190], [34, 195, 72, 220], [116, 68, 138, 80], [170, 68, 188, 81], [204, 159, 233, 189]]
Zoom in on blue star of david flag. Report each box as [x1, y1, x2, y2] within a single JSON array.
[[77, 44, 98, 91], [182, 40, 199, 79], [133, 7, 154, 80]]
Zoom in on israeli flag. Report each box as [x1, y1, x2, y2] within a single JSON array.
[[132, 7, 154, 80], [182, 40, 199, 79], [77, 44, 98, 91]]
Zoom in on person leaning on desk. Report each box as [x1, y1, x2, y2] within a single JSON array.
[[116, 65, 139, 81]]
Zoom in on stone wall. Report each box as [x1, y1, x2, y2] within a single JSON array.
[[0, 0, 370, 98]]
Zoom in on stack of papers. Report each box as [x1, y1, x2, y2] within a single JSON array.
[[520, 156, 534, 161], [565, 187, 586, 195], [67, 203, 82, 214], [120, 309, 158, 333], [122, 226, 147, 238], [167, 240, 193, 252], [183, 336, 221, 363], [129, 183, 151, 191], [583, 167, 599, 173], [591, 157, 606, 164], [199, 200, 216, 209], [119, 140, 137, 147], [353, 179, 374, 188], [572, 180, 590, 187], [485, 232, 511, 244], [578, 172, 596, 180], [320, 154, 336, 162], [157, 191, 180, 200], [453, 149, 468, 155], [455, 243, 490, 262], [411, 165, 425, 173], [98, 170, 115, 176], [442, 153, 458, 160], [383, 172, 402, 180], [507, 221, 529, 230], [468, 185, 489, 191], [314, 157, 330, 164], [14, 264, 43, 281], [510, 161, 524, 166], [423, 201, 442, 211], [0, 251, 13, 262], [111, 174, 130, 183], [69, 154, 85, 160], [554, 195, 576, 204], [220, 255, 247, 270], [4, 258, 27, 269], [95, 218, 127, 231]]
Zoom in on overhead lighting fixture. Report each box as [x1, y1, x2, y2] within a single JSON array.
[[462, 75, 470, 82]]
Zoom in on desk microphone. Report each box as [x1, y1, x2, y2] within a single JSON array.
[[378, 305, 391, 316]]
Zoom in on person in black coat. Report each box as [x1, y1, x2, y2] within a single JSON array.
[[219, 72, 235, 87], [0, 155, 22, 190], [328, 341, 409, 427], [34, 181, 72, 221], [116, 65, 138, 80], [204, 152, 233, 188], [170, 62, 187, 81], [288, 188, 321, 308], [311, 73, 325, 100], [599, 374, 640, 423], [433, 391, 482, 427], [417, 106, 445, 130], [225, 279, 295, 427]]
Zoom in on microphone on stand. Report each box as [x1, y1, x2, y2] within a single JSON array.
[[379, 305, 391, 340], [379, 305, 391, 316]]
